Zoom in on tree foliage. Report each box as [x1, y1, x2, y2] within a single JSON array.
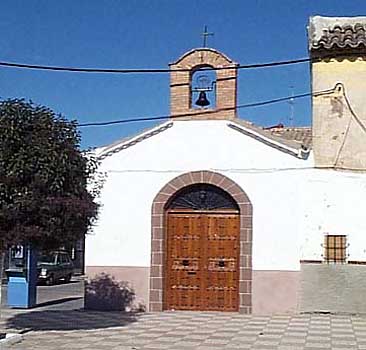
[[0, 99, 100, 250]]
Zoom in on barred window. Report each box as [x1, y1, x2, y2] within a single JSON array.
[[324, 235, 347, 263]]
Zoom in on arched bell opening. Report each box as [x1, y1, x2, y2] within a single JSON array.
[[190, 65, 217, 109]]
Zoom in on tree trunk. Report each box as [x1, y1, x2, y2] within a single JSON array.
[[0, 248, 4, 317]]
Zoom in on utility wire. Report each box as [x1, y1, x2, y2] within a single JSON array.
[[332, 83, 366, 168], [0, 57, 310, 74], [0, 53, 358, 74], [78, 88, 335, 127]]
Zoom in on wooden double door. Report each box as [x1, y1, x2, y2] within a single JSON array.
[[165, 211, 240, 311]]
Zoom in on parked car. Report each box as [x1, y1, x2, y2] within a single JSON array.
[[38, 251, 74, 285]]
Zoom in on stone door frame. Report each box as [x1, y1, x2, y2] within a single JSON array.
[[150, 170, 252, 313]]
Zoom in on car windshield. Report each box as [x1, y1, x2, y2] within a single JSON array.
[[40, 254, 57, 264]]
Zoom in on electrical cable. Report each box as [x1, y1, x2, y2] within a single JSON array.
[[0, 53, 358, 74], [343, 87, 366, 134], [78, 87, 335, 127], [103, 166, 366, 173], [0, 57, 310, 74], [105, 167, 316, 174], [332, 83, 366, 167]]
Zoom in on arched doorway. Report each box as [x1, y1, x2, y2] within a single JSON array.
[[165, 184, 240, 311], [150, 171, 252, 313]]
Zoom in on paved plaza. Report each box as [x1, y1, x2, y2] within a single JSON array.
[[3, 310, 366, 350], [1, 280, 366, 349]]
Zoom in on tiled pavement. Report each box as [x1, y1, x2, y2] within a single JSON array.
[[3, 310, 366, 350]]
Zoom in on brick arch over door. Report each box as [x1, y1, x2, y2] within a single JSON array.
[[150, 170, 252, 313]]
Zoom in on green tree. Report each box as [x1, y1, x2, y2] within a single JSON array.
[[0, 99, 100, 254]]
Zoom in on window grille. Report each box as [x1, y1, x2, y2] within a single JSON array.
[[323, 235, 347, 263], [167, 184, 239, 211]]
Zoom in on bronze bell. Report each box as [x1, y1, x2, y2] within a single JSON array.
[[195, 91, 210, 107]]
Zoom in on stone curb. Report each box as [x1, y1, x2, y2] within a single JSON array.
[[0, 333, 23, 348]]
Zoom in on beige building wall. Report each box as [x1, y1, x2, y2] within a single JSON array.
[[309, 15, 366, 170], [312, 57, 366, 170]]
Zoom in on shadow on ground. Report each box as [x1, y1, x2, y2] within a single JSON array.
[[37, 280, 81, 286], [5, 309, 139, 332], [2, 276, 142, 333], [33, 296, 82, 308]]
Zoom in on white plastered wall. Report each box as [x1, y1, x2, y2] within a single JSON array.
[[86, 120, 366, 271], [300, 170, 366, 261]]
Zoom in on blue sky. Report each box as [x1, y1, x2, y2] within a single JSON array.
[[0, 0, 365, 149]]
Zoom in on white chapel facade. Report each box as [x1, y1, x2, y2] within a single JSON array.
[[86, 16, 366, 314]]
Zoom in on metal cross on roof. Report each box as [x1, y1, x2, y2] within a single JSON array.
[[201, 25, 214, 47]]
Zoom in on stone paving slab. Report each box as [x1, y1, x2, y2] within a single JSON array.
[[2, 310, 366, 349]]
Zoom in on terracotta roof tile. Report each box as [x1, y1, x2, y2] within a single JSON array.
[[268, 127, 312, 149], [310, 16, 366, 51], [235, 119, 312, 149]]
